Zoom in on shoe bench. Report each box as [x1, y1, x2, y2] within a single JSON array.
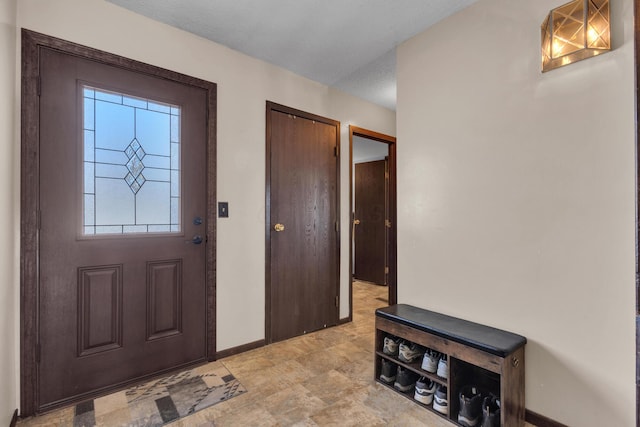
[[375, 304, 526, 427]]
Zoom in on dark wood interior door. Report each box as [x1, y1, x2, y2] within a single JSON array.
[[268, 104, 339, 343], [354, 160, 387, 285], [37, 47, 209, 409]]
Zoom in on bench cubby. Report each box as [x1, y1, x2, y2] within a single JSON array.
[[375, 304, 526, 426]]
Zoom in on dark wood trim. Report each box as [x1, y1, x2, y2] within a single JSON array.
[[206, 58, 218, 365], [388, 139, 397, 306], [215, 339, 266, 360], [20, 29, 217, 416], [265, 101, 341, 344], [635, 0, 640, 424], [265, 102, 273, 344], [348, 125, 397, 321], [525, 409, 569, 427], [20, 28, 41, 419]]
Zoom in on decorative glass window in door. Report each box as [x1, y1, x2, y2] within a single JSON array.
[[83, 87, 180, 235]]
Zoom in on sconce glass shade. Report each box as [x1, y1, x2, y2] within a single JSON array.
[[541, 0, 610, 72]]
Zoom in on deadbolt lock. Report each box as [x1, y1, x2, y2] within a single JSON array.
[[274, 223, 285, 232]]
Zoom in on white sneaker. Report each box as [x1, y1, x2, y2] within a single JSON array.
[[421, 349, 440, 373], [414, 377, 437, 405], [436, 354, 448, 379]]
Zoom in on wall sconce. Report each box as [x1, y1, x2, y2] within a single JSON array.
[[541, 0, 610, 72]]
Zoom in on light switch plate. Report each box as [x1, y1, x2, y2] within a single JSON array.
[[218, 202, 229, 218]]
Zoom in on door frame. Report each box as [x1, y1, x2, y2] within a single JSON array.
[[265, 101, 341, 344], [635, 0, 640, 423], [349, 126, 397, 319], [20, 29, 218, 416]]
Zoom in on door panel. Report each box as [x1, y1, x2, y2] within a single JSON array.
[[38, 47, 208, 407], [77, 265, 123, 356], [268, 106, 339, 343], [354, 160, 387, 285], [147, 259, 183, 340]]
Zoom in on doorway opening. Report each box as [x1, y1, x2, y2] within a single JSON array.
[[349, 126, 396, 320]]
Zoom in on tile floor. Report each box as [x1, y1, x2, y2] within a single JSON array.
[[18, 282, 535, 426]]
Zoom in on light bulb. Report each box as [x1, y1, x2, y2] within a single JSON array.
[[552, 39, 563, 58], [587, 26, 599, 45]]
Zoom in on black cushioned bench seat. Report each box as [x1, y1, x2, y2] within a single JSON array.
[[376, 304, 526, 357]]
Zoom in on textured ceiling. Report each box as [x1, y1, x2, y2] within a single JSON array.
[[106, 0, 478, 110]]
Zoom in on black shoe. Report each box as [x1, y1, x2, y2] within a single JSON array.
[[379, 359, 397, 384], [480, 395, 500, 427], [458, 386, 483, 426], [393, 367, 419, 393]]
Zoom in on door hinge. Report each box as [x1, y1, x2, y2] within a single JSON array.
[[335, 295, 339, 307], [385, 219, 392, 228], [385, 266, 390, 274], [385, 172, 389, 179], [36, 343, 41, 364]]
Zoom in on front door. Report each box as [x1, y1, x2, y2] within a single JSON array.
[[267, 102, 340, 343], [31, 38, 214, 411]]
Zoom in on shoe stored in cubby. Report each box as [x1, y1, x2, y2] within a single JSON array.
[[414, 377, 437, 405], [458, 385, 483, 427]]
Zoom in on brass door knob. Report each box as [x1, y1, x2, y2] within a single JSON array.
[[354, 219, 361, 225], [274, 223, 285, 232]]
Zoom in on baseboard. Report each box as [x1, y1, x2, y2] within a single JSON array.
[[338, 316, 352, 325], [215, 339, 265, 360], [525, 409, 568, 427], [10, 409, 18, 427]]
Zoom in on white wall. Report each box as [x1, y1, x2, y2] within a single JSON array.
[[397, 0, 635, 425], [0, 0, 18, 421], [352, 136, 389, 214], [353, 135, 389, 164], [15, 0, 395, 362]]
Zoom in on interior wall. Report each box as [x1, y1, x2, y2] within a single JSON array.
[[0, 0, 18, 421], [353, 135, 389, 163], [15, 0, 395, 358], [396, 0, 635, 426]]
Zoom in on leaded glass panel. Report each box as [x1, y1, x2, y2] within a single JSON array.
[[83, 86, 181, 235]]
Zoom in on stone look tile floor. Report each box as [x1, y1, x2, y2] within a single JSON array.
[[18, 282, 535, 426]]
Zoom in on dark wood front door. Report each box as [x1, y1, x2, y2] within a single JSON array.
[[354, 160, 388, 285], [24, 33, 215, 412], [267, 102, 339, 343]]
